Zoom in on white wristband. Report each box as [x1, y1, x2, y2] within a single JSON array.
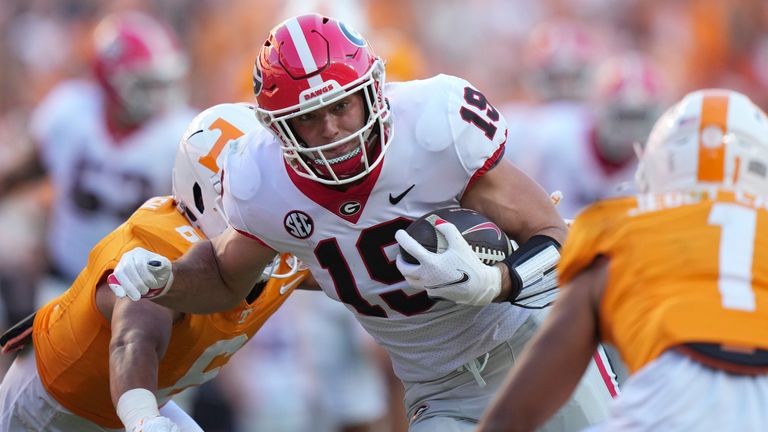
[[117, 388, 160, 430]]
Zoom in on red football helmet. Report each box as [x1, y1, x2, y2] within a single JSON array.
[[93, 11, 187, 125], [592, 53, 666, 163], [523, 19, 600, 102], [253, 14, 391, 185]]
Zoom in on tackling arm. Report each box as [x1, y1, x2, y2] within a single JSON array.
[[98, 281, 179, 431], [476, 257, 607, 432], [154, 227, 276, 313], [109, 226, 277, 313], [107, 292, 174, 404]]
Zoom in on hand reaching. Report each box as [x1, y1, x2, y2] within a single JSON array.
[[108, 247, 174, 301]]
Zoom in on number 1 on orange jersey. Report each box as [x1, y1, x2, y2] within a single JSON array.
[[708, 203, 757, 311]]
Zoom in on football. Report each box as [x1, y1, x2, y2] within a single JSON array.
[[399, 207, 512, 265]]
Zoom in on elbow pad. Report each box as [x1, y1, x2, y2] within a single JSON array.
[[501, 235, 561, 307]]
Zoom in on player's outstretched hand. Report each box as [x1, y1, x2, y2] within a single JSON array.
[[395, 219, 501, 306], [129, 416, 181, 432], [108, 247, 174, 301]]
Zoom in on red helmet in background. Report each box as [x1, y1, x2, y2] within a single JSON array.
[[253, 13, 391, 185], [592, 52, 667, 163], [523, 19, 601, 102], [93, 11, 188, 125]]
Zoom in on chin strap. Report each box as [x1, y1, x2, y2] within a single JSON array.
[[501, 235, 561, 308]]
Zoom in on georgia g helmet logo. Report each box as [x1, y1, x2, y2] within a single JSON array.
[[338, 21, 366, 47], [252, 62, 263, 96]]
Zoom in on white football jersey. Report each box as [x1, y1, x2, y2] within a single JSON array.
[[30, 80, 196, 280], [223, 75, 530, 381], [504, 101, 637, 218]]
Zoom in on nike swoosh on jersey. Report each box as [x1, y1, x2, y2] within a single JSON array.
[[279, 277, 302, 295], [424, 271, 470, 289], [389, 184, 415, 205]]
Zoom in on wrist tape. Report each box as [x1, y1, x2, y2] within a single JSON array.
[[117, 388, 160, 430]]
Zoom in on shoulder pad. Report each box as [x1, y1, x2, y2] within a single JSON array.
[[408, 75, 472, 152], [401, 75, 508, 155], [30, 80, 99, 142], [126, 205, 201, 259], [221, 132, 266, 202]]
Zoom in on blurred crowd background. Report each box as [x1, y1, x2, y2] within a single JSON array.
[[3, 0, 768, 114], [1, 0, 767, 431]]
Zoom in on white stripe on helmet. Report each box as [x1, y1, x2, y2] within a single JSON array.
[[285, 18, 324, 88]]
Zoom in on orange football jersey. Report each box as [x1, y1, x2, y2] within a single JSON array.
[[32, 196, 303, 428], [559, 190, 768, 374]]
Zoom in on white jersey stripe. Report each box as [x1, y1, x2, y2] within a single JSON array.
[[285, 18, 324, 88]]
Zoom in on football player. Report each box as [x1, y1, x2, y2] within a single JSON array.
[[108, 14, 617, 431], [506, 52, 667, 219], [0, 103, 307, 432], [478, 89, 768, 431], [0, 11, 196, 297]]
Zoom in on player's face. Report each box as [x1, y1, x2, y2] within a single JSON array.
[[289, 92, 366, 157]]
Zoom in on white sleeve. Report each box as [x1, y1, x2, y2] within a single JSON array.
[[219, 137, 275, 250], [29, 88, 65, 169], [220, 146, 255, 236], [424, 75, 509, 187], [29, 81, 93, 170], [29, 86, 66, 145]]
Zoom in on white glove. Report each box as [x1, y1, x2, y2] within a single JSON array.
[[395, 219, 501, 306], [108, 247, 174, 301], [129, 416, 181, 432]]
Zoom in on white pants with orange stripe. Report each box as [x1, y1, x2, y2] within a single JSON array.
[[587, 350, 768, 432], [0, 348, 202, 432], [404, 311, 619, 432]]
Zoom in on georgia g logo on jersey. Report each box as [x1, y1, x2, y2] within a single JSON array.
[[284, 210, 314, 239], [339, 200, 361, 216]]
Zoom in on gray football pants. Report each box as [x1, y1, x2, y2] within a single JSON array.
[[403, 312, 618, 432]]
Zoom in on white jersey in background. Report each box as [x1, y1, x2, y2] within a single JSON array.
[[503, 101, 636, 219], [30, 80, 196, 280], [223, 74, 530, 382]]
